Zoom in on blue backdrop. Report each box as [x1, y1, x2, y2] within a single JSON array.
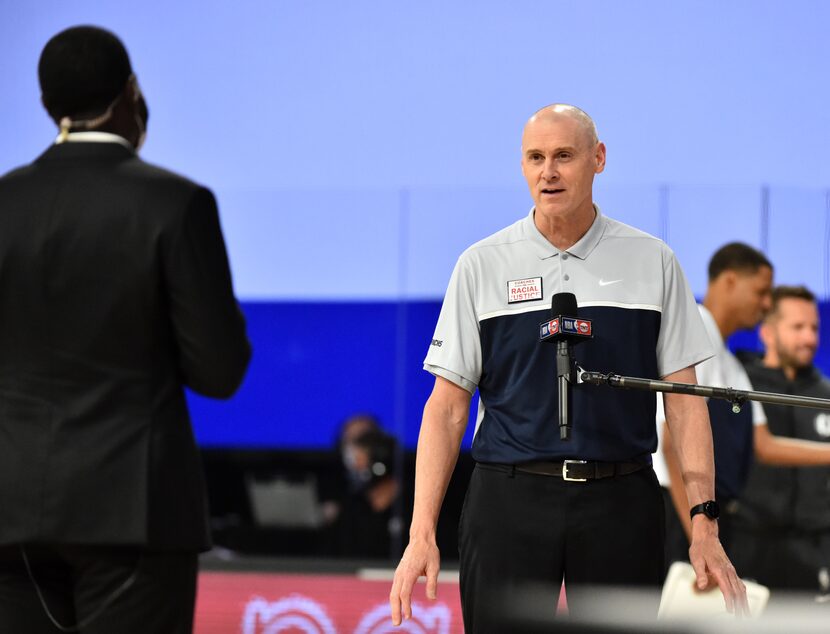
[[2, 1, 829, 448]]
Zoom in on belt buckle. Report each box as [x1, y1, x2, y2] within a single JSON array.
[[562, 459, 588, 482]]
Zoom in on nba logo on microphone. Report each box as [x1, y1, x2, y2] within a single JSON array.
[[540, 318, 560, 339]]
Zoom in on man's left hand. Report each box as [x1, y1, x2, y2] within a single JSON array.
[[688, 520, 749, 616]]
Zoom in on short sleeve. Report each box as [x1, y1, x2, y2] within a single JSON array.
[[655, 392, 666, 423], [656, 249, 715, 377], [653, 394, 671, 486], [751, 400, 767, 426], [423, 254, 482, 393], [731, 366, 768, 427]]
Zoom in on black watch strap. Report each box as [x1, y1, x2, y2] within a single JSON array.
[[689, 500, 720, 521]]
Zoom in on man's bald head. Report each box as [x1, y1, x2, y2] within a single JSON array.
[[523, 104, 599, 149], [519, 103, 605, 232]]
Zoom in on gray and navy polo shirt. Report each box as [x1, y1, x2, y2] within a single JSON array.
[[424, 206, 714, 464]]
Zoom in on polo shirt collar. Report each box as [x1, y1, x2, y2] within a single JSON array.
[[523, 203, 606, 260]]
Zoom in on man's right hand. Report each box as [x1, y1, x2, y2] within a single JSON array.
[[389, 538, 441, 626], [389, 376, 470, 626]]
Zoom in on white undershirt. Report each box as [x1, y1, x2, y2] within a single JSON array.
[[54, 131, 132, 150], [653, 304, 767, 486]]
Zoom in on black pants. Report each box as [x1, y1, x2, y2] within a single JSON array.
[[0, 544, 198, 634], [458, 464, 665, 633]]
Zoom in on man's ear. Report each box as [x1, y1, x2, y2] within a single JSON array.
[[721, 270, 737, 292], [594, 142, 606, 174]]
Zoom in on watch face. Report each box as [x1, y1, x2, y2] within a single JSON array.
[[690, 500, 721, 521]]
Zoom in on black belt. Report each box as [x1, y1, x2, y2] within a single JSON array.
[[479, 459, 647, 482]]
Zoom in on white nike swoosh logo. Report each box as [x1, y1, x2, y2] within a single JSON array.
[[598, 279, 622, 286]]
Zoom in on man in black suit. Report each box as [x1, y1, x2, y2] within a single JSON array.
[[0, 26, 251, 633]]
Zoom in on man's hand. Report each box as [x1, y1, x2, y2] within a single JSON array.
[[688, 519, 749, 616], [389, 538, 440, 626], [389, 377, 468, 626]]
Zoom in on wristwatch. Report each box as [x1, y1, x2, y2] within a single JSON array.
[[689, 500, 720, 521]]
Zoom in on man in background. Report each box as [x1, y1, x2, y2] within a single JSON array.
[[660, 243, 772, 562], [332, 427, 406, 558], [661, 247, 830, 568], [0, 26, 250, 633], [732, 286, 830, 594]]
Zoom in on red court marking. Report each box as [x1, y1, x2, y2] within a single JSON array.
[[194, 570, 464, 634]]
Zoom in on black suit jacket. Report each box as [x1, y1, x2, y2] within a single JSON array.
[[0, 141, 251, 551]]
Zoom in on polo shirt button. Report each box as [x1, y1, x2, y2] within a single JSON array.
[[564, 274, 570, 281], [562, 253, 569, 260]]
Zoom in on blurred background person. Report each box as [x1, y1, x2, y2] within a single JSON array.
[[328, 421, 408, 559], [658, 242, 772, 566], [660, 246, 830, 572], [318, 413, 383, 527], [0, 26, 250, 634], [731, 286, 830, 595], [339, 414, 384, 496]]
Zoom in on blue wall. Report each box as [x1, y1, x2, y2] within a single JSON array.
[[185, 299, 830, 449], [2, 1, 830, 447], [187, 301, 451, 448]]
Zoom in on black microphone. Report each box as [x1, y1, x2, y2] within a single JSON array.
[[539, 292, 593, 440]]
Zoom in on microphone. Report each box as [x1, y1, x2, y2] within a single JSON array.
[[539, 293, 592, 440]]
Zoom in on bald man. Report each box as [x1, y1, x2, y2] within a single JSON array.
[[389, 105, 747, 631]]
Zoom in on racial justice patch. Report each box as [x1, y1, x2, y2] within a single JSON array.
[[507, 277, 543, 303]]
